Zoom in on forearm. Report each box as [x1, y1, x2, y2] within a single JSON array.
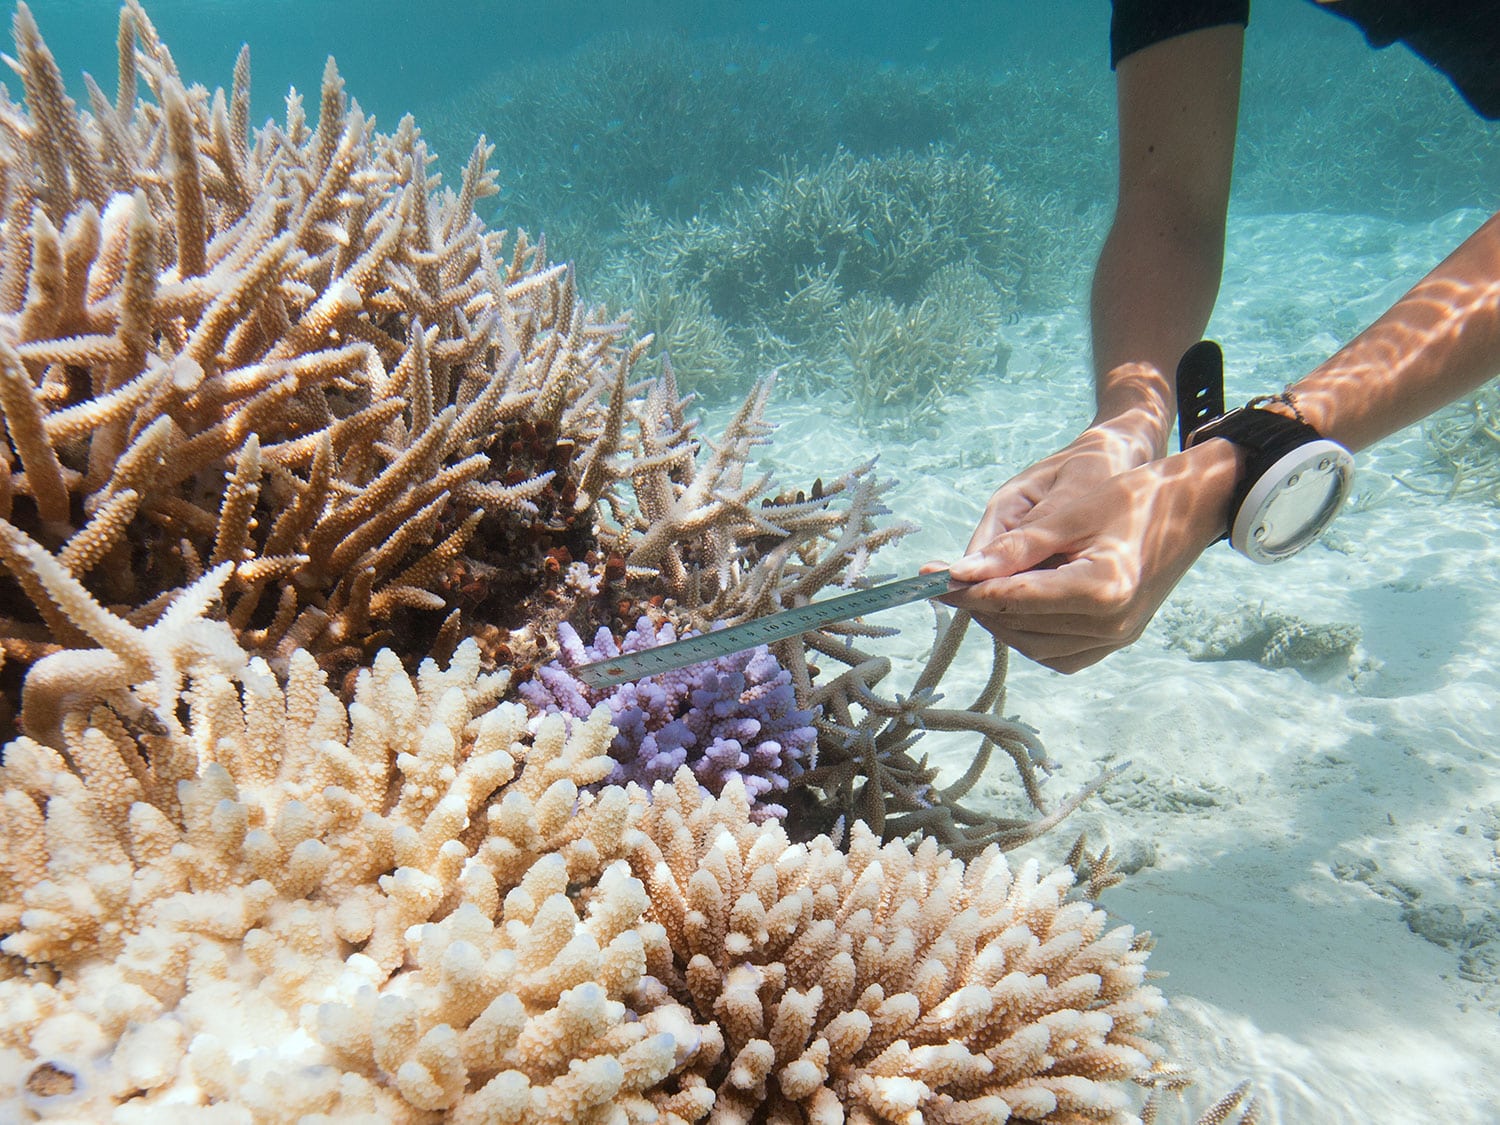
[[1287, 208, 1500, 452], [1091, 202, 1226, 407], [1089, 204, 1227, 457], [1090, 24, 1243, 454]]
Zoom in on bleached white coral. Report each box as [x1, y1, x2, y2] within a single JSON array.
[[0, 639, 695, 1122], [2, 636, 1169, 1123], [627, 771, 1166, 1123]]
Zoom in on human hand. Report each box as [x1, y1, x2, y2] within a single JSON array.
[[961, 361, 1174, 552], [929, 439, 1243, 673]]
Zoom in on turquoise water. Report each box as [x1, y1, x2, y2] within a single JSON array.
[[13, 1, 1500, 1119], [29, 1, 1500, 219]]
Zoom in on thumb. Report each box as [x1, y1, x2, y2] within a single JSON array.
[[972, 488, 1038, 545], [949, 519, 1072, 582]]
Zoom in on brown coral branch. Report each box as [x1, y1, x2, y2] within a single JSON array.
[[17, 206, 63, 342], [110, 190, 158, 389], [158, 77, 206, 279], [10, 3, 107, 216], [210, 434, 260, 568], [58, 487, 137, 576], [0, 334, 69, 523], [114, 3, 137, 116]]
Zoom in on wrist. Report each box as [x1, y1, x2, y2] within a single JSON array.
[[1185, 401, 1356, 562], [1180, 437, 1246, 542], [1093, 362, 1175, 462]]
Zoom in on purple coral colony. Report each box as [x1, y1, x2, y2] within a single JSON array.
[[520, 618, 816, 819]]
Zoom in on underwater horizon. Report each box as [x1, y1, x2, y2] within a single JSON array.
[[1, 0, 1498, 1121]]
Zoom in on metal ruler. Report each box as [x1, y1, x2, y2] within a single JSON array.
[[574, 569, 969, 689]]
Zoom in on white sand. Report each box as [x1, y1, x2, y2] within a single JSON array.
[[735, 208, 1500, 1121]]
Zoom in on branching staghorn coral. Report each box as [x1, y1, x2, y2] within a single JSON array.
[[582, 359, 1094, 848], [598, 148, 1022, 414], [836, 262, 1010, 434], [669, 148, 1020, 317], [602, 250, 748, 397], [0, 0, 657, 709], [0, 526, 245, 748], [597, 359, 917, 627], [1233, 39, 1500, 220], [1141, 1079, 1263, 1125], [418, 33, 978, 244], [1, 627, 1170, 1122], [0, 7, 1165, 1118]]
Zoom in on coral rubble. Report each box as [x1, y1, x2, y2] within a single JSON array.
[[1161, 600, 1363, 673]]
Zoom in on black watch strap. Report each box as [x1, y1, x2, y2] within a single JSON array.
[[1174, 340, 1327, 541], [1176, 339, 1226, 452]]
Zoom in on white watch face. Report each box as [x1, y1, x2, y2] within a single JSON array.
[[1231, 440, 1355, 564]]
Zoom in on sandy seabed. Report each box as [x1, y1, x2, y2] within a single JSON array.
[[733, 208, 1500, 1122]]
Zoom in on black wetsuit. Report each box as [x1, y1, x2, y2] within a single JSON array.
[[1109, 0, 1500, 120]]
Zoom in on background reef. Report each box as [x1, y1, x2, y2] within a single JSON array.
[[409, 18, 1500, 442]]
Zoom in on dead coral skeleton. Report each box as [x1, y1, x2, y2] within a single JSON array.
[[792, 605, 1125, 857]]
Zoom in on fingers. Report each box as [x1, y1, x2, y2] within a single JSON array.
[[949, 558, 1131, 620], [938, 429, 1209, 673], [1026, 646, 1115, 675], [970, 614, 1133, 674], [949, 522, 1072, 585], [943, 549, 1144, 673], [948, 524, 1146, 671], [972, 488, 1039, 546], [977, 607, 1138, 642]]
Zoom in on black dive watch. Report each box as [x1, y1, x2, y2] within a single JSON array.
[[1176, 341, 1354, 564]]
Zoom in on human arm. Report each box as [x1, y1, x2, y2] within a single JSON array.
[[959, 24, 1244, 548], [1274, 208, 1500, 451], [945, 207, 1500, 672], [1091, 21, 1243, 428]]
